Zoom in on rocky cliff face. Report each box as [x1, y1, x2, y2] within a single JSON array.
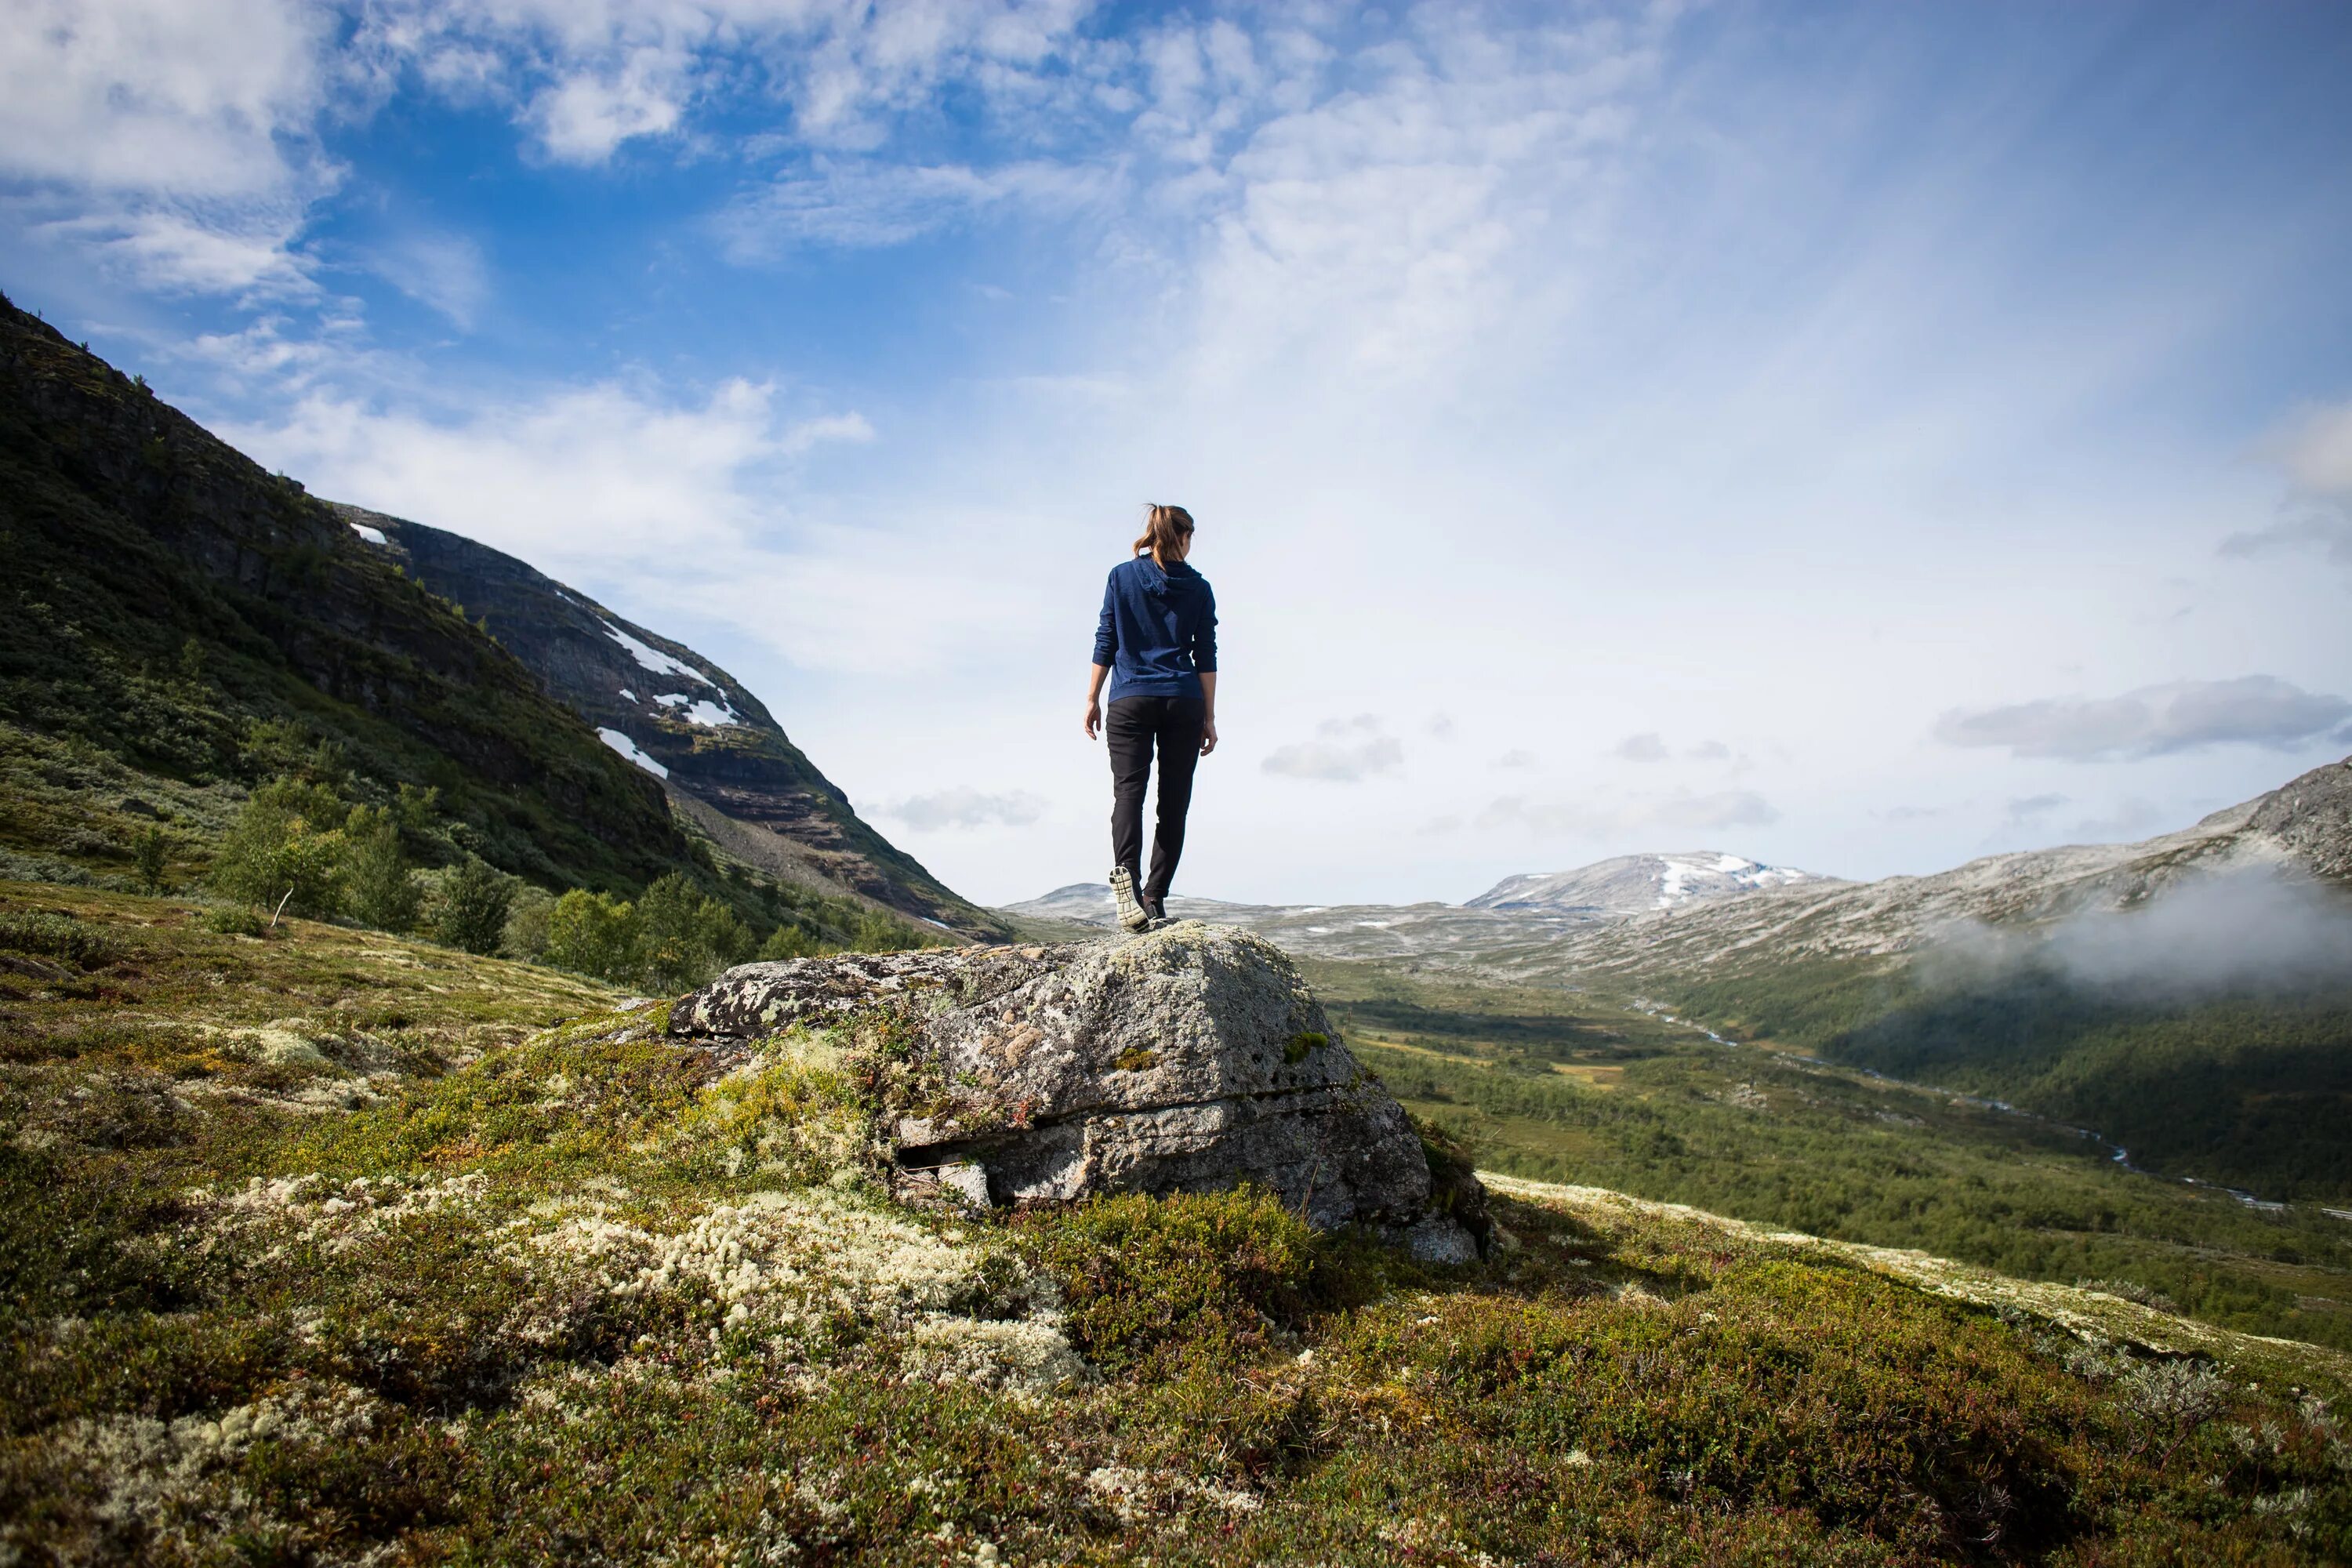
[[670, 921, 1485, 1261], [336, 506, 1006, 942]]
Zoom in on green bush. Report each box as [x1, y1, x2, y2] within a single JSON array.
[[0, 911, 122, 967], [341, 806, 422, 934], [757, 924, 822, 961], [501, 884, 555, 964], [1019, 1187, 1364, 1375], [208, 778, 347, 920], [852, 910, 926, 953], [434, 857, 515, 956], [545, 889, 639, 981], [131, 825, 170, 894], [637, 873, 753, 992]]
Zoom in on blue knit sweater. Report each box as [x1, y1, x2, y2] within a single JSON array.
[[1092, 555, 1218, 702]]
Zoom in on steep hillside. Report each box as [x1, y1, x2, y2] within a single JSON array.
[[0, 291, 688, 895], [1468, 851, 1836, 915], [335, 506, 1006, 941]]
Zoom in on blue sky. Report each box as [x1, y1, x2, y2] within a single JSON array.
[[5, 0, 2351, 906]]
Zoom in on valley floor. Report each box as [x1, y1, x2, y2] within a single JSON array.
[[2, 884, 2349, 1563], [1304, 958, 2352, 1356]]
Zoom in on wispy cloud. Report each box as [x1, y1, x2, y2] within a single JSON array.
[[2223, 398, 2352, 576], [1612, 731, 1668, 762], [1935, 677, 2351, 761], [1262, 715, 1403, 783], [363, 230, 491, 328], [716, 158, 1113, 258], [880, 788, 1046, 831]]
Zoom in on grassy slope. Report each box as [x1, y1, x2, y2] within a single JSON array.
[[0, 296, 960, 955], [0, 294, 691, 897], [1301, 957, 2352, 1355], [3, 882, 2349, 1564]]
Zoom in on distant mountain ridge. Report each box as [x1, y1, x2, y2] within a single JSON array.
[[1468, 851, 1836, 916], [335, 506, 1005, 941], [1002, 761, 2352, 969]]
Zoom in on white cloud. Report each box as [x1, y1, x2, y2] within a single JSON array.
[[42, 201, 318, 296], [0, 0, 332, 198], [2265, 400, 2352, 497], [1935, 677, 2352, 762], [880, 788, 1047, 831], [1493, 749, 1537, 770], [0, 0, 338, 299], [528, 49, 689, 164], [2223, 398, 2352, 576], [1612, 731, 1668, 762], [1261, 716, 1403, 782]]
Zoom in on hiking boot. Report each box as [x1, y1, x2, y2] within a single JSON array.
[[1109, 866, 1151, 932], [1141, 894, 1170, 929]]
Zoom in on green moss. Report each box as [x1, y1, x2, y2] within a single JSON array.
[[1112, 1047, 1159, 1072], [1283, 1031, 1327, 1065]]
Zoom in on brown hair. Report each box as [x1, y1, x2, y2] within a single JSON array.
[[1134, 503, 1196, 568]]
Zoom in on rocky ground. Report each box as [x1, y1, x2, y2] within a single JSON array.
[[3, 882, 2349, 1563]]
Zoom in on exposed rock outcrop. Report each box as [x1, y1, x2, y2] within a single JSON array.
[[669, 921, 1483, 1261]]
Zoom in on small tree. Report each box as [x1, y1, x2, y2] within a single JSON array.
[[545, 889, 640, 981], [435, 856, 515, 956], [503, 884, 556, 964], [209, 783, 344, 923], [852, 910, 920, 954], [637, 873, 754, 992], [132, 826, 171, 895], [341, 806, 421, 933], [757, 923, 822, 961]]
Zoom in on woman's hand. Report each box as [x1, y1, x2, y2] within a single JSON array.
[[1083, 663, 1110, 739], [1200, 717, 1218, 757]]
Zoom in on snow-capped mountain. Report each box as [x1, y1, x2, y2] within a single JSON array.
[[1467, 852, 1837, 916]]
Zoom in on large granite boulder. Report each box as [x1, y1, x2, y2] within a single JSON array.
[[669, 921, 1483, 1261]]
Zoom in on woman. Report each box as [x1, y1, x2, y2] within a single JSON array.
[[1083, 503, 1218, 932]]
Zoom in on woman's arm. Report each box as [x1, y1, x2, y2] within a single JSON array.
[[1083, 662, 1109, 739], [1198, 671, 1218, 756]]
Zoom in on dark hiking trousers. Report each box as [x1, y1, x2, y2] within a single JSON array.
[[1107, 694, 1206, 907]]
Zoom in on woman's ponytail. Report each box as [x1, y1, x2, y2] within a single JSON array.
[[1134, 503, 1196, 568]]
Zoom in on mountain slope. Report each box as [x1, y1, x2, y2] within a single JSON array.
[[1468, 757, 2352, 1203], [1509, 758, 2348, 982], [336, 506, 1006, 941], [1468, 851, 1837, 916], [0, 291, 688, 894]]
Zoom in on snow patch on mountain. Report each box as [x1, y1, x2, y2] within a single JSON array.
[[655, 692, 741, 728], [603, 622, 710, 688], [597, 727, 668, 779], [347, 521, 388, 546], [1470, 852, 1835, 916]]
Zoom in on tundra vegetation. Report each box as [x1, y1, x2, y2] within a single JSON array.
[[1302, 959, 2352, 1356], [2, 883, 2347, 1563]]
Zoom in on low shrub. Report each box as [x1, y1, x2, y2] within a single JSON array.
[[1019, 1187, 1373, 1375], [0, 911, 122, 969]]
